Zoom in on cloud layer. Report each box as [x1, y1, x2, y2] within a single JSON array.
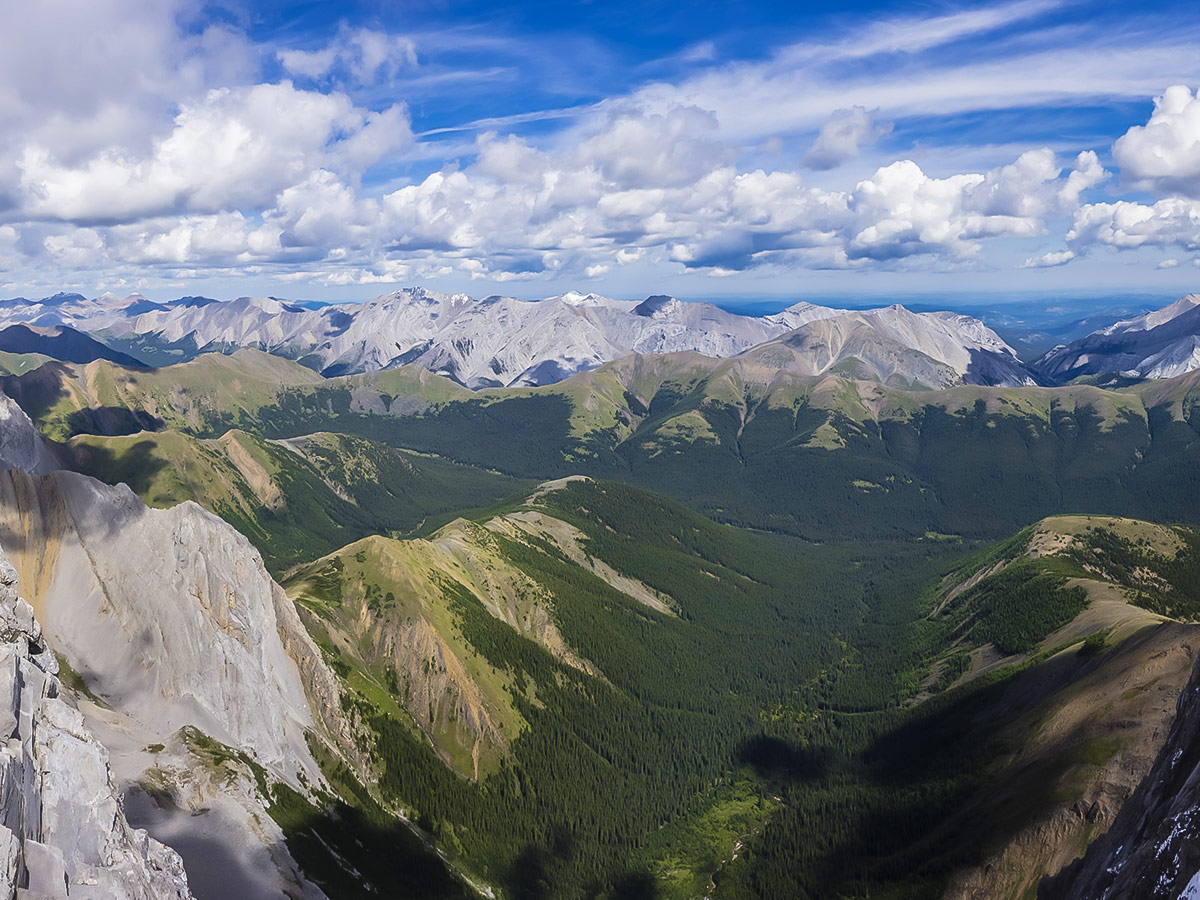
[[0, 1, 1198, 293]]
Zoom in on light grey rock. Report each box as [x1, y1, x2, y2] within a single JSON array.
[[0, 471, 322, 783], [84, 286, 1030, 387], [0, 542, 192, 900], [0, 286, 1035, 389], [0, 395, 55, 476], [0, 466, 341, 899], [742, 304, 1038, 388]]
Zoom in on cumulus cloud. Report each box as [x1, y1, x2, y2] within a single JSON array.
[[802, 107, 892, 170], [0, 0, 1190, 289], [9, 105, 1104, 285], [1065, 198, 1200, 253], [17, 82, 411, 222], [1113, 85, 1200, 198], [371, 134, 1093, 278], [1002, 97, 1200, 268]]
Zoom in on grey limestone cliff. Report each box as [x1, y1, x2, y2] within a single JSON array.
[[0, 549, 192, 899]]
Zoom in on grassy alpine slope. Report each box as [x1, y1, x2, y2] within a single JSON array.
[[58, 427, 527, 573], [245, 351, 1200, 543], [19, 346, 1200, 546], [282, 479, 1200, 899], [280, 476, 905, 896]]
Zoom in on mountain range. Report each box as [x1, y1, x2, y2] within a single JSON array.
[[3, 287, 1043, 389], [15, 286, 1200, 392]]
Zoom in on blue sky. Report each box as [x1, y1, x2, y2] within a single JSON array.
[[2, 0, 1200, 303]]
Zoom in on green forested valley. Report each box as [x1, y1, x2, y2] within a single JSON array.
[[17, 349, 1200, 898]]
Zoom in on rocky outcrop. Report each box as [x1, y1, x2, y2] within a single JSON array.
[[0, 470, 321, 780], [1040, 642, 1200, 899], [939, 623, 1197, 900], [0, 467, 351, 896], [0, 392, 55, 476], [745, 305, 1038, 389], [0, 549, 192, 899]]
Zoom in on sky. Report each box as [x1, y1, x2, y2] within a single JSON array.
[[2, 0, 1200, 303]]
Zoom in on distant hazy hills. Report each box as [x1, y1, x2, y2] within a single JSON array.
[[7, 287, 1200, 389], [0, 323, 143, 367]]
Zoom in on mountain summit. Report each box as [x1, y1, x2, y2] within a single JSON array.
[[1036, 293, 1200, 381]]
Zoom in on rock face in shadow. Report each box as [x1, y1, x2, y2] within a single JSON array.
[[0, 549, 193, 899], [0, 392, 55, 476], [1040, 644, 1200, 899]]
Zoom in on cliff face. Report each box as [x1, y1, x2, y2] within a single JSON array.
[[0, 550, 192, 899], [0, 468, 324, 780], [1041, 643, 1200, 899], [0, 392, 55, 476], [0, 468, 342, 898]]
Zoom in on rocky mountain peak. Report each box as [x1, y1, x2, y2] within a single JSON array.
[[632, 294, 681, 317]]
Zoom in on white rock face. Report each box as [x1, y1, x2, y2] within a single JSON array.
[[0, 550, 193, 899], [1, 286, 1032, 389], [0, 470, 322, 783], [1036, 294, 1200, 381], [0, 292, 167, 334], [747, 305, 1036, 387], [115, 288, 1032, 388], [0, 393, 56, 475], [0, 469, 343, 897], [124, 288, 793, 386]]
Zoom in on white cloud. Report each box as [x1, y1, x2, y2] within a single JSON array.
[[0, 2, 257, 157], [17, 82, 412, 222], [374, 135, 1089, 276], [626, 18, 1200, 147], [784, 0, 1060, 64], [1022, 249, 1076, 268], [16, 110, 1098, 285], [0, 1, 1191, 290], [278, 26, 417, 86], [1158, 258, 1180, 268], [1113, 84, 1200, 198], [569, 106, 733, 189], [1065, 198, 1200, 253], [802, 107, 892, 170]]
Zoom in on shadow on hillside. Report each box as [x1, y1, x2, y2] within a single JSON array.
[[0, 361, 74, 424], [847, 629, 1176, 890], [60, 439, 169, 498], [65, 406, 165, 437], [506, 843, 661, 900], [737, 734, 831, 783]]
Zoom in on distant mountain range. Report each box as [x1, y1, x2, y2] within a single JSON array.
[[0, 287, 1040, 389], [4, 287, 1200, 389], [1036, 293, 1200, 381]]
